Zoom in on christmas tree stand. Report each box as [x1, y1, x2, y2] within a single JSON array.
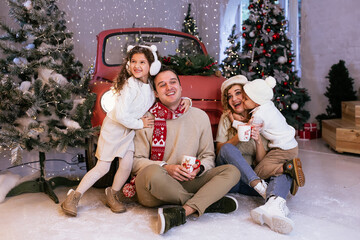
[[6, 152, 80, 203]]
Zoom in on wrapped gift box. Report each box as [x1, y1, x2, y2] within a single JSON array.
[[304, 123, 317, 131], [298, 129, 321, 139]]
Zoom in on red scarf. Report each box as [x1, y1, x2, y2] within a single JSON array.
[[149, 102, 184, 161]]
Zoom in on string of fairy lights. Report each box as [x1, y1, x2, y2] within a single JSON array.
[[0, 145, 86, 179], [58, 0, 221, 67]]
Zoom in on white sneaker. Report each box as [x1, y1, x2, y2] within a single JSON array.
[[253, 179, 267, 199], [250, 196, 294, 234]]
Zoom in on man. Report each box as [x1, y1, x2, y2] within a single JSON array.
[[132, 67, 240, 234]]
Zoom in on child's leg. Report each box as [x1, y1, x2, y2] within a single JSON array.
[[104, 150, 133, 213], [76, 160, 111, 195], [111, 150, 134, 191], [254, 148, 297, 180]]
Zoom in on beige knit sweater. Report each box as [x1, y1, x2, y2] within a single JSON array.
[[132, 107, 215, 176]]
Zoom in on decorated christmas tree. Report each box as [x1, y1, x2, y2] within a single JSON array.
[[220, 24, 242, 78], [228, 0, 310, 128], [182, 3, 201, 40], [316, 60, 357, 125], [0, 0, 97, 202]]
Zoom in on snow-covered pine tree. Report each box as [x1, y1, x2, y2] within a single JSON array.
[[237, 0, 310, 128], [220, 24, 242, 78], [0, 0, 97, 202]]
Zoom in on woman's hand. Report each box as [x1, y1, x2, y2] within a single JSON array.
[[226, 110, 234, 123], [141, 115, 154, 128]]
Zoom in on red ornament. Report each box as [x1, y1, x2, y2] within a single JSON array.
[[248, 43, 253, 48], [284, 81, 288, 86], [256, 24, 262, 29], [242, 33, 247, 38], [266, 28, 271, 33], [261, 72, 264, 76], [288, 59, 293, 63], [242, 26, 246, 30], [272, 48, 277, 53], [122, 176, 137, 198], [260, 43, 264, 46], [262, 49, 266, 54], [248, 4, 254, 9], [273, 33, 280, 39]]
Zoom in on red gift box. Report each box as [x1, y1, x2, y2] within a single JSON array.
[[304, 123, 317, 131], [298, 129, 321, 139]]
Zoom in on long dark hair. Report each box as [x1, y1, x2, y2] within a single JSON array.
[[113, 45, 155, 92]]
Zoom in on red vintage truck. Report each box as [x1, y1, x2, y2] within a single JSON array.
[[87, 28, 225, 187]]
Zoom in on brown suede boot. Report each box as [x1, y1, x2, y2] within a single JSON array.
[[283, 158, 305, 187], [105, 187, 126, 213], [61, 189, 81, 217]]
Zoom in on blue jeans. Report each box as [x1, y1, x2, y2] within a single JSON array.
[[216, 143, 291, 199]]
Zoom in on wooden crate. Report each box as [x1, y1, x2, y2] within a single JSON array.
[[342, 101, 360, 126], [322, 118, 360, 154]]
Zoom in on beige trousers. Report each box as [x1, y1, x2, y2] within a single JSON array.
[[135, 164, 240, 216], [254, 146, 298, 179]]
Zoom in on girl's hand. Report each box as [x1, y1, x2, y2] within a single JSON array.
[[180, 98, 192, 112], [250, 125, 262, 144], [141, 115, 154, 128]]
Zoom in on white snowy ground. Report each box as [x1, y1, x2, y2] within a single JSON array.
[[0, 139, 359, 240]]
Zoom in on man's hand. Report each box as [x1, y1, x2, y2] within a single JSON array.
[[164, 164, 200, 181]]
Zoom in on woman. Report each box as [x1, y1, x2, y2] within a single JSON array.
[[215, 75, 295, 234]]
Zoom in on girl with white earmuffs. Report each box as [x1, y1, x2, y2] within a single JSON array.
[[61, 45, 191, 216]]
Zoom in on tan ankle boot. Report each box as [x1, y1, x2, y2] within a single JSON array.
[[61, 189, 81, 217], [105, 187, 126, 213]]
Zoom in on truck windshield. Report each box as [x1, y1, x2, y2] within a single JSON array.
[[103, 32, 204, 66]]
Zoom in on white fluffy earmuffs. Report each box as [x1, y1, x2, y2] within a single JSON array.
[[126, 45, 161, 76]]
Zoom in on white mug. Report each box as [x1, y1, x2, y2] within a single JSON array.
[[181, 155, 201, 173], [237, 124, 251, 142]]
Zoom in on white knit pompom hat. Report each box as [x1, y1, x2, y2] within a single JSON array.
[[243, 76, 277, 105], [220, 75, 249, 95]]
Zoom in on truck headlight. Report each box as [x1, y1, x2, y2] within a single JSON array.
[[100, 89, 116, 113]]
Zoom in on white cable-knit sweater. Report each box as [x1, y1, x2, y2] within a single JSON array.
[[250, 101, 298, 150]]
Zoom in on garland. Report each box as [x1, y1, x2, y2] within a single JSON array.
[[161, 54, 221, 76]]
